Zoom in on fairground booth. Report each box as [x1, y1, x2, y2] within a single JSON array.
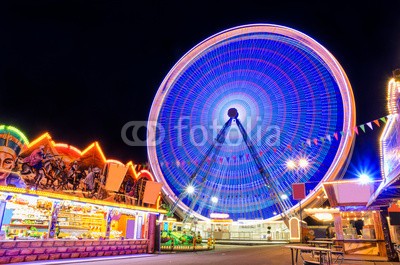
[[0, 126, 166, 264], [366, 69, 400, 259], [301, 70, 400, 261]]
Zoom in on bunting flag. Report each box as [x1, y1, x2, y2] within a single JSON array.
[[160, 114, 391, 166], [326, 135, 332, 142]]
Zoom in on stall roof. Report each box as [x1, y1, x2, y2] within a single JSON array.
[[367, 175, 400, 208], [322, 180, 381, 207]]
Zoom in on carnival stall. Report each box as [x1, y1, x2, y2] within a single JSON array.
[[0, 125, 165, 263]]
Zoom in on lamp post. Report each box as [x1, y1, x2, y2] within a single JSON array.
[[287, 158, 309, 243]]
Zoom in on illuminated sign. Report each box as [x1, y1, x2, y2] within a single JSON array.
[[210, 213, 229, 219]]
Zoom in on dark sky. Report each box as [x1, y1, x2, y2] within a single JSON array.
[[1, 0, 400, 179]]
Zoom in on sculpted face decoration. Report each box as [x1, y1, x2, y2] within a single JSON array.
[[0, 147, 16, 183], [0, 126, 29, 187]]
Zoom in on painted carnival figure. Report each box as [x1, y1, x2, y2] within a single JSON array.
[[0, 126, 28, 188], [22, 145, 46, 188]]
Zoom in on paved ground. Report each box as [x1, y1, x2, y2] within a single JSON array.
[[14, 245, 400, 265]]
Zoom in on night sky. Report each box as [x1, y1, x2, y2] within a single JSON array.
[[1, 1, 400, 180]]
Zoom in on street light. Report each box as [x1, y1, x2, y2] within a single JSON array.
[[359, 173, 372, 184], [280, 194, 289, 200], [186, 185, 195, 194], [286, 157, 310, 243], [298, 158, 309, 169], [286, 160, 296, 170]]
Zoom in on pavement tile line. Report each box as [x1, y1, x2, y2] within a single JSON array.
[[9, 254, 156, 265]]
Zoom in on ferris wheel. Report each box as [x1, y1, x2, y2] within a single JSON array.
[[148, 24, 355, 221]]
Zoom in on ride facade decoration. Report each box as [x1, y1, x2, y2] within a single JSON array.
[[148, 24, 356, 222], [0, 127, 161, 209]]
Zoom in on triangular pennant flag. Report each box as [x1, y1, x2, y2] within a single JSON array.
[[360, 124, 366, 133], [333, 132, 338, 140], [239, 155, 244, 161], [273, 148, 277, 153], [353, 126, 359, 135], [380, 117, 387, 123], [233, 156, 237, 162], [340, 131, 344, 136], [373, 119, 380, 127], [226, 157, 230, 163], [326, 135, 332, 142], [160, 162, 164, 167], [219, 157, 223, 163], [366, 122, 373, 130], [246, 154, 250, 160], [319, 137, 325, 143], [306, 139, 311, 147], [287, 145, 292, 151], [259, 151, 263, 156], [313, 138, 318, 145]]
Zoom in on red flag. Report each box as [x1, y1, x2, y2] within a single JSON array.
[[333, 133, 338, 140], [353, 127, 359, 135], [373, 119, 380, 127], [313, 138, 318, 145], [292, 183, 306, 200]]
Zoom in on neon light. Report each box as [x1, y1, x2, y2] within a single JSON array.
[[148, 23, 356, 221], [81, 142, 95, 154], [81, 142, 107, 163], [1, 125, 30, 145], [380, 75, 400, 181], [0, 185, 166, 214], [28, 132, 51, 148], [54, 143, 82, 155], [106, 159, 125, 165], [137, 169, 155, 181]]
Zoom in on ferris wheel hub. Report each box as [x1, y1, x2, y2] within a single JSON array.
[[228, 108, 239, 118]]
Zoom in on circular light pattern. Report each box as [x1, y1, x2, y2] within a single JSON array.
[[148, 24, 355, 221]]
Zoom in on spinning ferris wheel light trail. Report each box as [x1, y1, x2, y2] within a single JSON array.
[[148, 24, 356, 222], [170, 107, 295, 222]]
